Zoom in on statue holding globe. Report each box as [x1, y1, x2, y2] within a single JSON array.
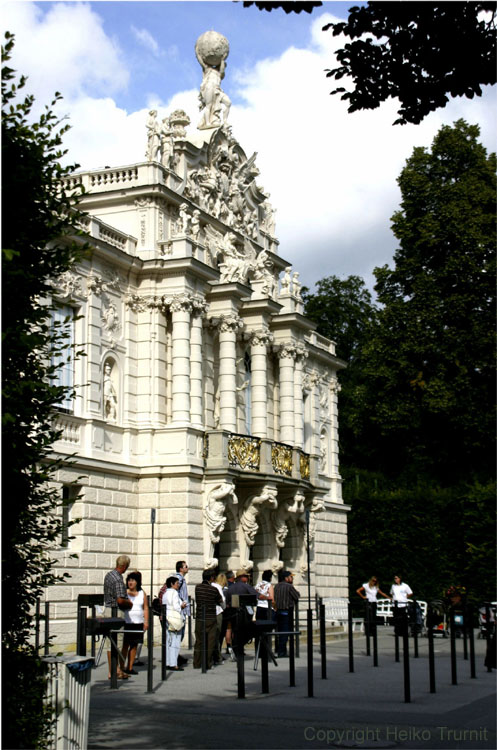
[[196, 31, 231, 130]]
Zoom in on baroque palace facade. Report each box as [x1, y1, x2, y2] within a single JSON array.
[[48, 32, 349, 648]]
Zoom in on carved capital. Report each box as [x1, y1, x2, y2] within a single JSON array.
[[295, 344, 308, 362], [249, 328, 274, 348], [277, 343, 297, 360], [169, 293, 193, 314], [191, 296, 209, 318], [217, 314, 244, 334]]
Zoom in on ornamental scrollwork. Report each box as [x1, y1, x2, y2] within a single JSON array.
[[271, 442, 293, 476], [52, 271, 82, 299], [227, 435, 261, 471]]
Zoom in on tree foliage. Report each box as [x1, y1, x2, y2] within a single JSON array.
[[242, 1, 322, 14], [304, 121, 496, 604], [324, 2, 497, 125], [2, 33, 84, 749]]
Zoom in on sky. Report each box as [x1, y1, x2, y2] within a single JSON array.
[[2, 0, 496, 292]]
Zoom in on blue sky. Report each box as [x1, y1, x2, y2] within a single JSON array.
[[3, 1, 496, 291]]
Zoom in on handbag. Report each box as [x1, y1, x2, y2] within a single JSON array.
[[166, 608, 184, 632]]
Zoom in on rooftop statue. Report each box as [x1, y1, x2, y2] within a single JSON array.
[[196, 31, 231, 130]]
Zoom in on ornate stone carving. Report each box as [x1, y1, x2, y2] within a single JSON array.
[[217, 314, 244, 335], [204, 482, 238, 544], [271, 495, 301, 548], [319, 428, 328, 473], [271, 442, 293, 476], [228, 435, 261, 471], [145, 110, 160, 161], [302, 496, 325, 543], [261, 199, 276, 237], [102, 302, 120, 335], [252, 249, 275, 296], [292, 271, 302, 300], [250, 328, 273, 348], [300, 452, 310, 480], [330, 377, 342, 394], [103, 361, 118, 422], [277, 343, 297, 360], [280, 266, 292, 294], [204, 557, 218, 570], [172, 203, 191, 236], [240, 486, 278, 546], [271, 560, 284, 576], [169, 109, 190, 139], [195, 31, 231, 130], [191, 209, 201, 242], [169, 294, 193, 314], [160, 116, 176, 170], [53, 271, 81, 299]]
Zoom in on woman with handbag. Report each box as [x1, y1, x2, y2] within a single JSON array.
[[162, 576, 185, 671]]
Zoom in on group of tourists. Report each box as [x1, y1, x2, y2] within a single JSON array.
[[102, 555, 301, 678], [356, 574, 413, 609]]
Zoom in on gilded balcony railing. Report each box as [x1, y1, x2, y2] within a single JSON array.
[[227, 434, 261, 471], [300, 451, 310, 480], [271, 441, 293, 477]]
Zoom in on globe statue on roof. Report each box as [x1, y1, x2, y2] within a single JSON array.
[[195, 31, 231, 130]]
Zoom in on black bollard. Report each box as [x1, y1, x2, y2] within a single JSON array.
[[110, 631, 119, 690], [35, 600, 41, 652], [161, 603, 168, 681], [147, 597, 154, 693], [372, 610, 378, 667], [462, 602, 468, 661], [201, 604, 207, 674], [307, 608, 314, 697], [188, 596, 193, 650], [237, 643, 245, 699], [289, 609, 296, 687], [44, 602, 50, 656], [261, 633, 269, 694], [428, 606, 436, 693], [394, 602, 400, 662], [450, 608, 457, 685], [413, 599, 419, 658], [77, 606, 87, 656], [365, 601, 371, 656], [320, 602, 327, 679], [468, 606, 476, 679], [295, 602, 300, 659], [485, 604, 493, 673], [348, 600, 354, 673], [402, 608, 411, 703]]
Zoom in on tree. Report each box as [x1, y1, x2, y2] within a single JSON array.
[[355, 120, 496, 483], [2, 33, 84, 749], [324, 2, 497, 125], [243, 1, 322, 14]]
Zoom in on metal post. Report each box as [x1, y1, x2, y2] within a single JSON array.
[[402, 608, 411, 703], [365, 601, 371, 656], [307, 608, 314, 697], [77, 606, 87, 656], [462, 602, 468, 661], [319, 602, 327, 679], [428, 606, 436, 693], [150, 509, 156, 613], [201, 604, 207, 674], [468, 606, 476, 679], [305, 510, 311, 607], [44, 602, 50, 656], [295, 602, 300, 659], [413, 599, 419, 658], [261, 633, 269, 694], [91, 605, 97, 658], [236, 639, 245, 699], [372, 607, 378, 667], [289, 609, 296, 687], [450, 608, 457, 685], [348, 600, 354, 673], [35, 600, 40, 652], [188, 596, 193, 649], [485, 604, 493, 673], [147, 595, 154, 693], [161, 604, 168, 681], [394, 602, 400, 662], [110, 632, 118, 689]]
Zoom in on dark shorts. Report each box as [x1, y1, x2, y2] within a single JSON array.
[[123, 622, 144, 646]]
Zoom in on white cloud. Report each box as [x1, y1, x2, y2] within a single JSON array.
[[131, 25, 160, 56], [3, 5, 495, 290]]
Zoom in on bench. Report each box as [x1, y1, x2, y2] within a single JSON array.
[[322, 597, 364, 632], [376, 599, 428, 626]]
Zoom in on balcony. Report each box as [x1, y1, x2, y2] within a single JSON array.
[[204, 430, 316, 483]]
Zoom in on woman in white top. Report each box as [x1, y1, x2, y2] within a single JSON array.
[[390, 575, 413, 607], [122, 571, 149, 675], [255, 570, 275, 620], [356, 576, 390, 603], [163, 576, 185, 671]]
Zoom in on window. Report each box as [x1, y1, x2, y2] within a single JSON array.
[[51, 305, 74, 412], [60, 485, 77, 548]]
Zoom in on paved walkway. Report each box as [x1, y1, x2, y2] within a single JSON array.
[[88, 628, 495, 750]]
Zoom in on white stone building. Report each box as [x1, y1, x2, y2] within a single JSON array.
[[47, 33, 349, 649]]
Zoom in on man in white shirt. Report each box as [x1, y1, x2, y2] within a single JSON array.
[[390, 575, 413, 608]]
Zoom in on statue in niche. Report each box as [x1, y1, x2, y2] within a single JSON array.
[[191, 209, 201, 241], [146, 110, 160, 161], [281, 267, 292, 294], [160, 116, 175, 169], [319, 430, 328, 473], [196, 31, 232, 130], [103, 362, 118, 422], [292, 272, 302, 300], [240, 487, 278, 547], [204, 482, 238, 543]]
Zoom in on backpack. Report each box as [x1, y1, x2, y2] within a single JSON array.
[[151, 581, 168, 617]]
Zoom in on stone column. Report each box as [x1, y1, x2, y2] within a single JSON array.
[[293, 345, 307, 449], [170, 295, 192, 424], [278, 343, 296, 445], [190, 299, 207, 428], [250, 328, 273, 438], [218, 315, 243, 432]]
